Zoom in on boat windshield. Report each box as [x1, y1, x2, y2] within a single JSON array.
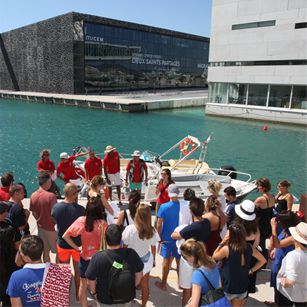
[[140, 150, 159, 162]]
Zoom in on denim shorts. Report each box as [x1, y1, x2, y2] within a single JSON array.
[[224, 291, 248, 301], [78, 257, 90, 278]]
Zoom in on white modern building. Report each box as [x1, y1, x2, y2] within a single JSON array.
[[206, 0, 307, 125]]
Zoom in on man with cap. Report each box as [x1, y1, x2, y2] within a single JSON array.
[[84, 149, 102, 181], [277, 222, 307, 306], [103, 145, 121, 203], [125, 150, 148, 192], [30, 171, 58, 262], [155, 183, 181, 291], [56, 150, 88, 183]]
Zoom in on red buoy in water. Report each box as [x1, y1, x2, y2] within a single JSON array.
[[263, 124, 268, 132]]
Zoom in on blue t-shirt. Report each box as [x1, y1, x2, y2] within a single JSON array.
[[7, 263, 46, 306], [157, 201, 180, 242], [191, 265, 220, 295], [51, 201, 85, 249]]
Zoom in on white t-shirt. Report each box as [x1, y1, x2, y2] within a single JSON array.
[[122, 224, 160, 258], [277, 249, 307, 303], [122, 209, 134, 226], [179, 200, 192, 226]]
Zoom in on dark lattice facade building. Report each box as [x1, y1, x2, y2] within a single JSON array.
[[0, 12, 209, 94]]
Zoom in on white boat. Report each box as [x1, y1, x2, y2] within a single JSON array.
[[72, 136, 257, 201], [138, 135, 257, 201]]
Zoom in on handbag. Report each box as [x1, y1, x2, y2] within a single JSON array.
[[197, 269, 231, 307]]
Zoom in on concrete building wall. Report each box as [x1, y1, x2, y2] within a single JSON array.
[[209, 0, 307, 63], [0, 13, 76, 94], [207, 0, 307, 125]]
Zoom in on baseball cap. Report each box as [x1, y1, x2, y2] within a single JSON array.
[[60, 152, 69, 159], [168, 184, 180, 197], [131, 150, 141, 157]]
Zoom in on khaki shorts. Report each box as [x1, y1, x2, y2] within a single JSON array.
[[105, 172, 122, 187], [37, 227, 57, 254]]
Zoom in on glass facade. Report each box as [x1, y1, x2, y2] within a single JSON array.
[[292, 86, 307, 110], [248, 84, 268, 106], [209, 83, 307, 110], [269, 85, 291, 108], [228, 83, 248, 104], [84, 22, 209, 92], [209, 83, 228, 103]]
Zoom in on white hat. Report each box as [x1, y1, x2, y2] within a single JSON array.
[[289, 222, 307, 245], [235, 200, 256, 221], [168, 184, 180, 198], [60, 152, 69, 159], [105, 145, 116, 154], [131, 150, 141, 157]]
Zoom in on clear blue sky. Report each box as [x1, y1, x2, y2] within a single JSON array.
[[0, 0, 212, 37]]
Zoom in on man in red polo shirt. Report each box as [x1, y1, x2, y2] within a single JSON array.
[[0, 172, 14, 201], [125, 150, 148, 192], [84, 149, 102, 181], [57, 151, 88, 183], [103, 145, 121, 203]]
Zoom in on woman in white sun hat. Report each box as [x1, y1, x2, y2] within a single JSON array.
[[277, 222, 307, 306], [234, 200, 260, 296]]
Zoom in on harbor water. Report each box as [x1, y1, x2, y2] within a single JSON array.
[[0, 99, 306, 197]]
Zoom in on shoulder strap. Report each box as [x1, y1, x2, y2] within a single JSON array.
[[99, 220, 106, 251], [124, 210, 129, 225], [105, 249, 130, 267], [197, 268, 215, 291], [159, 182, 169, 196]]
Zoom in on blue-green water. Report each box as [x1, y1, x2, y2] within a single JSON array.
[[0, 99, 306, 198]]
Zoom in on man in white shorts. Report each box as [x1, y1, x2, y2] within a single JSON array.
[[103, 145, 122, 204]]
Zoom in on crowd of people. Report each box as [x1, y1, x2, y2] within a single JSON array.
[[0, 147, 306, 307]]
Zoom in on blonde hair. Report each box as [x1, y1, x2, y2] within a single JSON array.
[[90, 176, 104, 190], [205, 195, 221, 212], [208, 179, 222, 195], [134, 203, 155, 240], [180, 239, 215, 269]]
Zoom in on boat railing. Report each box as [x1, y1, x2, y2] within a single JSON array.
[[208, 168, 253, 183]]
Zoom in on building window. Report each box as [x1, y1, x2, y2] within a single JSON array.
[[269, 85, 291, 108], [292, 86, 307, 110], [232, 20, 276, 30], [209, 83, 228, 103], [295, 22, 307, 29], [248, 84, 268, 106], [228, 84, 248, 104]]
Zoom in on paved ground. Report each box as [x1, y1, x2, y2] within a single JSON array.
[[23, 198, 273, 306]]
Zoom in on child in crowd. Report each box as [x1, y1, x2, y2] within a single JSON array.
[[181, 239, 220, 307], [7, 236, 45, 306], [63, 196, 107, 307], [122, 204, 160, 307], [213, 223, 266, 307]]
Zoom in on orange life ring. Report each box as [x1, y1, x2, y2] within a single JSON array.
[[179, 138, 197, 155]]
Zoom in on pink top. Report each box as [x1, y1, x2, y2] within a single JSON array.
[[65, 216, 107, 260]]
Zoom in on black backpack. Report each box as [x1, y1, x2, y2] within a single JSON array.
[[105, 249, 136, 304]]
